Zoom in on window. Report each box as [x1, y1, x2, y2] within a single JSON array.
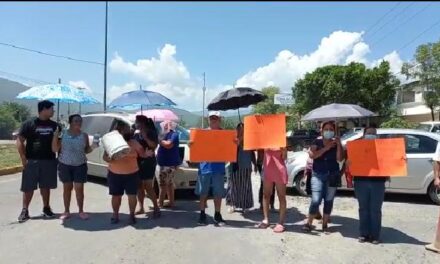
[[82, 116, 115, 136], [153, 121, 189, 142], [380, 134, 437, 154], [432, 125, 440, 133]]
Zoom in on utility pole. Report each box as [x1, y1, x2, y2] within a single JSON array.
[[57, 78, 61, 122], [202, 72, 206, 128], [103, 1, 108, 112]]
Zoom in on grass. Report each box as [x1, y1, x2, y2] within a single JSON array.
[[0, 144, 21, 169]]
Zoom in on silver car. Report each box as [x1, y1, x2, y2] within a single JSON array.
[[80, 112, 199, 190], [286, 129, 440, 204]]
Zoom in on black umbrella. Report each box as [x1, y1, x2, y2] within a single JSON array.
[[207, 87, 267, 119]]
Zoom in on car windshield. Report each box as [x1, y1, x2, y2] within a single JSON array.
[[341, 131, 361, 141], [154, 121, 189, 142], [416, 124, 432, 132]]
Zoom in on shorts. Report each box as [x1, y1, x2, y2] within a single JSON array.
[[138, 158, 157, 181], [158, 166, 177, 186], [58, 163, 88, 184], [21, 159, 58, 192], [195, 173, 225, 198], [107, 171, 139, 196]]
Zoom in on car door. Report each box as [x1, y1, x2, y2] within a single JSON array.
[[82, 116, 116, 177], [380, 133, 437, 190]]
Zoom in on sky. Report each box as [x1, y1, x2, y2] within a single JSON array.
[[1, 1, 440, 111]]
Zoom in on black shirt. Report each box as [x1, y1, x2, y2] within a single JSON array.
[[133, 130, 158, 158], [312, 139, 339, 174], [19, 118, 60, 160]]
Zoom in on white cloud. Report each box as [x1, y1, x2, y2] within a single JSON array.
[[68, 80, 92, 91], [236, 31, 406, 92], [109, 31, 407, 110], [372, 50, 406, 82], [110, 44, 191, 86]]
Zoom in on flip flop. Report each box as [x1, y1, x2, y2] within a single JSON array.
[[425, 243, 440, 254], [79, 212, 89, 220], [273, 224, 285, 233], [59, 213, 70, 221], [255, 222, 270, 229]]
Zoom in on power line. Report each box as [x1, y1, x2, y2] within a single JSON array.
[[371, 3, 433, 48], [0, 41, 104, 66], [0, 69, 51, 86], [364, 2, 402, 35], [398, 17, 440, 52], [367, 2, 416, 39]]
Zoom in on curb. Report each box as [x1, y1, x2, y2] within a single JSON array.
[[0, 166, 23, 176]]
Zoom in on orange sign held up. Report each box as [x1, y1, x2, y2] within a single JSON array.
[[243, 114, 286, 150], [189, 129, 237, 162], [346, 138, 407, 177]]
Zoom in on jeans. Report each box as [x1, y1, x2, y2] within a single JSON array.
[[308, 172, 337, 215], [354, 180, 385, 240]]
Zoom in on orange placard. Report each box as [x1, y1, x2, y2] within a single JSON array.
[[347, 138, 407, 177], [243, 114, 286, 150], [189, 129, 237, 162]]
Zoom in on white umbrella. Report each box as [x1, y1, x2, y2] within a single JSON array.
[[302, 103, 375, 122]]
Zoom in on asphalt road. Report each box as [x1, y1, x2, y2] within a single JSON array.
[[0, 173, 439, 264]]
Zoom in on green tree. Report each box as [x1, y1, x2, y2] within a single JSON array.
[[0, 109, 17, 139], [0, 102, 31, 123], [380, 116, 416, 129], [401, 40, 440, 121], [252, 86, 297, 131], [293, 62, 400, 117]]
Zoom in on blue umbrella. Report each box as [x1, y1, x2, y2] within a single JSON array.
[[108, 90, 177, 111], [17, 83, 100, 120], [17, 84, 99, 104]]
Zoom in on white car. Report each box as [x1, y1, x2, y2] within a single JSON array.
[[286, 129, 440, 204], [80, 112, 199, 190], [417, 121, 440, 133]]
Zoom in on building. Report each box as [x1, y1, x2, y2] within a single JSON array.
[[396, 81, 440, 122]]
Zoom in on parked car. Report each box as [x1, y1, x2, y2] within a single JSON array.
[[286, 129, 440, 204], [287, 129, 320, 151], [417, 121, 440, 133], [80, 112, 198, 190]]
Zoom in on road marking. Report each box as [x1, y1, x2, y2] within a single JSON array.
[[0, 177, 19, 184]]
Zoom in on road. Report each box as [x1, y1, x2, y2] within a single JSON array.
[[0, 172, 439, 264]]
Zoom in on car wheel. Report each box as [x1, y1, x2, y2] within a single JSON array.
[[294, 172, 308, 196], [428, 182, 440, 205]]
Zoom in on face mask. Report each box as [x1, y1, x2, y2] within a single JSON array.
[[323, 130, 334, 139], [364, 134, 377, 140]]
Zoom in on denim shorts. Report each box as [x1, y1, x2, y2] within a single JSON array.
[[58, 163, 88, 184], [195, 173, 225, 198]]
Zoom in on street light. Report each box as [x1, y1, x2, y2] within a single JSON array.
[[202, 72, 206, 128], [103, 1, 108, 112]]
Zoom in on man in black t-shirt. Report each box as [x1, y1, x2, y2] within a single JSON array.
[[16, 100, 60, 222]]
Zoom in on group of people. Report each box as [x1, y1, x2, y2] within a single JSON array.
[[15, 100, 440, 243]]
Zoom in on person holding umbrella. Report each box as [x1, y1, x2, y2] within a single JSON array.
[[226, 123, 257, 214], [303, 121, 343, 233]]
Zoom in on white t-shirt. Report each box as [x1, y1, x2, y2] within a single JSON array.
[[434, 142, 440, 162]]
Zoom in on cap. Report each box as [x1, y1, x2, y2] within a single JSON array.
[[208, 111, 221, 118]]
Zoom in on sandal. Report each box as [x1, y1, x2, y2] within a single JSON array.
[[273, 224, 285, 233], [110, 217, 119, 224], [302, 223, 313, 233], [79, 212, 89, 220], [135, 209, 145, 215], [128, 216, 137, 225], [59, 212, 71, 221], [255, 221, 270, 229]]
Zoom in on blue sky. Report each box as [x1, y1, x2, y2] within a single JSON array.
[[1, 2, 440, 111]]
